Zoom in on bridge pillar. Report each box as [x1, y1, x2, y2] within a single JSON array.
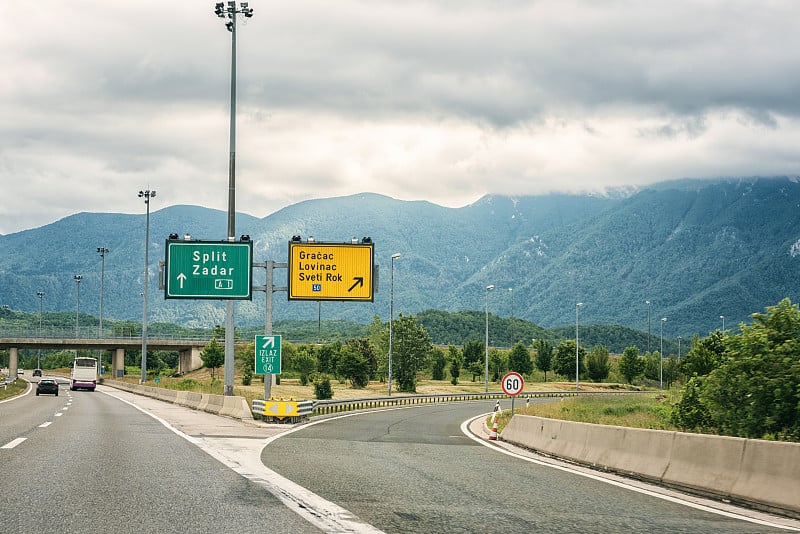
[[9, 347, 18, 378], [113, 348, 125, 378], [178, 347, 203, 374]]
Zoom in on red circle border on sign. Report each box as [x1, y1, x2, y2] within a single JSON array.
[[501, 371, 524, 396]]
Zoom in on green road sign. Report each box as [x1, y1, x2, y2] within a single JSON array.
[[255, 335, 281, 374], [165, 240, 253, 299]]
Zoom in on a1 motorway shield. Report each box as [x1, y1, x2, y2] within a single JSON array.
[[255, 335, 281, 375], [165, 240, 252, 300]]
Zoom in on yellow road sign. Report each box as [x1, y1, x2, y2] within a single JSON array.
[[262, 400, 299, 419], [288, 242, 374, 301]]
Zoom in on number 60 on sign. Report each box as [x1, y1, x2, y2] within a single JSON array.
[[501, 371, 524, 396]]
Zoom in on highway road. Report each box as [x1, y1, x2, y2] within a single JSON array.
[[263, 402, 799, 533], [0, 378, 319, 534], [2, 380, 798, 533]]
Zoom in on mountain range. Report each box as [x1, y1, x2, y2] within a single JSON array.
[[1, 177, 799, 340]]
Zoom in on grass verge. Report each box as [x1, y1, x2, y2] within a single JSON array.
[[490, 392, 678, 432], [0, 379, 28, 401]]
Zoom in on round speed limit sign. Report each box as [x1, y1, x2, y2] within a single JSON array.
[[501, 371, 524, 396]]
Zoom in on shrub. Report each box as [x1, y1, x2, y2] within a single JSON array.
[[314, 377, 333, 400]]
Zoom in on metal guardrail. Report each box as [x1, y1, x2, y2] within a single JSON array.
[[312, 389, 648, 416], [251, 390, 650, 422]]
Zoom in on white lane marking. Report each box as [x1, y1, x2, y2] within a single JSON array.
[[1, 437, 27, 449], [103, 390, 384, 534], [462, 415, 800, 532], [39, 422, 53, 428], [54, 412, 63, 417]]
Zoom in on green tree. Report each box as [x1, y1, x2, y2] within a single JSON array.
[[643, 351, 661, 381], [700, 298, 800, 440], [663, 355, 681, 389], [292, 346, 317, 386], [508, 342, 533, 376], [618, 346, 644, 384], [463, 340, 485, 381], [671, 375, 712, 431], [534, 339, 553, 382], [391, 314, 434, 393], [314, 376, 333, 400], [337, 345, 370, 388], [317, 342, 341, 376], [489, 348, 507, 382], [280, 342, 298, 372], [681, 331, 726, 377], [448, 345, 463, 385], [553, 340, 586, 381], [200, 337, 225, 381], [431, 347, 447, 380], [585, 345, 610, 382], [462, 340, 483, 367], [368, 315, 387, 379], [467, 360, 484, 384], [345, 338, 378, 380]]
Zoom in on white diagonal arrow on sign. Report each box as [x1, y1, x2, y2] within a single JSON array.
[[262, 337, 274, 349]]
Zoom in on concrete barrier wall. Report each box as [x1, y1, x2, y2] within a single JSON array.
[[662, 432, 745, 496], [731, 439, 800, 514], [501, 415, 800, 518], [102, 380, 252, 422]]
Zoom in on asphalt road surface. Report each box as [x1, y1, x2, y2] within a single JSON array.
[[0, 379, 320, 534], [2, 381, 798, 533], [262, 401, 800, 533]]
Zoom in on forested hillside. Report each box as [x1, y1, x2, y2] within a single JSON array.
[[1, 177, 798, 338]]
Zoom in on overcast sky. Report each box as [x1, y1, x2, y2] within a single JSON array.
[[2, 1, 799, 235]]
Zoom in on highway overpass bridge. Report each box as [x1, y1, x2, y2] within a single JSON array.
[[0, 336, 210, 379]]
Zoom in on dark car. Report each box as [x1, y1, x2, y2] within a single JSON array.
[[36, 378, 59, 396], [33, 369, 42, 377]]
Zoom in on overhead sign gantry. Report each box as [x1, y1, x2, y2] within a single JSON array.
[[287, 239, 374, 301]]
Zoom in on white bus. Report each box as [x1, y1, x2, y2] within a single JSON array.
[[71, 357, 97, 391]]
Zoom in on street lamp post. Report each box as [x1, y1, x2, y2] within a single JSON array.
[[485, 284, 494, 392], [677, 336, 682, 360], [73, 275, 83, 339], [97, 246, 109, 376], [660, 317, 667, 389], [576, 302, 584, 391], [214, 1, 254, 396], [37, 291, 44, 369], [720, 315, 725, 332], [646, 300, 651, 354], [138, 189, 156, 383], [388, 253, 401, 395]]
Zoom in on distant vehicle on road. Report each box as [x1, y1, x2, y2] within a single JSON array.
[[71, 357, 97, 391], [33, 369, 42, 377], [18, 369, 24, 375], [36, 378, 59, 396]]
